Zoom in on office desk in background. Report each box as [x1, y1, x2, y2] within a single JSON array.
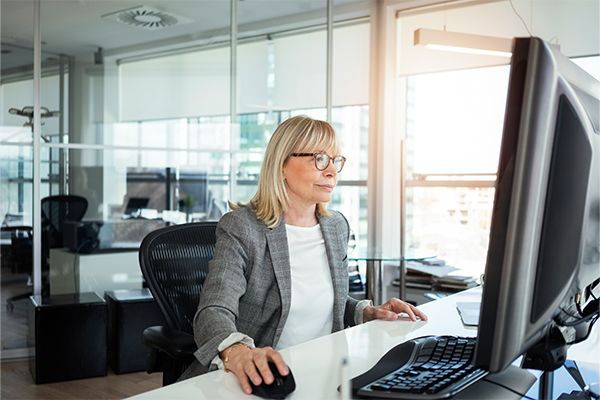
[[349, 248, 435, 306], [49, 246, 142, 295], [127, 287, 600, 400], [48, 218, 163, 295]]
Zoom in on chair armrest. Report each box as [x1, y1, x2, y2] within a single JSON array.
[[142, 325, 197, 362]]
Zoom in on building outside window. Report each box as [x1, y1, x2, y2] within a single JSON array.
[[404, 57, 600, 279]]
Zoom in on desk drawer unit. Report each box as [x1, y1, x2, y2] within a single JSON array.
[[105, 288, 166, 374], [29, 292, 107, 384]]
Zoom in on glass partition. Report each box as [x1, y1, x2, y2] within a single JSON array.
[[1, 0, 373, 361], [1, 0, 35, 359], [69, 147, 232, 223]]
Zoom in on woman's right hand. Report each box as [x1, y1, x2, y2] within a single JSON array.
[[221, 344, 290, 395]]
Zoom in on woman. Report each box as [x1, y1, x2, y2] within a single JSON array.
[[180, 115, 427, 394]]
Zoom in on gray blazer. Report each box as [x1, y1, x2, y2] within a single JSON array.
[[181, 205, 359, 379]]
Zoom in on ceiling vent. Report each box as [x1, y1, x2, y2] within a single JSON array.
[[102, 6, 192, 30]]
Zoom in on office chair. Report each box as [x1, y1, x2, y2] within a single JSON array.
[[139, 221, 217, 386], [41, 195, 88, 250], [41, 195, 88, 291], [4, 195, 88, 310]]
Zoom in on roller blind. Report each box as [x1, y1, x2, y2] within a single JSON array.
[[119, 22, 370, 121], [120, 47, 231, 121], [272, 23, 370, 110]]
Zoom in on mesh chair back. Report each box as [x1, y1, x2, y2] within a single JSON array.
[[139, 222, 217, 335], [41, 195, 88, 233]]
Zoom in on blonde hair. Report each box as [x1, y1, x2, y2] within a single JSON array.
[[230, 115, 341, 228]]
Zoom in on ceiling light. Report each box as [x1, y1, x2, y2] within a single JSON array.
[[102, 6, 192, 30], [414, 28, 513, 58]]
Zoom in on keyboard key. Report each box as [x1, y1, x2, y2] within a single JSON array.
[[370, 384, 391, 391], [391, 385, 412, 393], [411, 386, 427, 394], [426, 386, 442, 394], [419, 362, 435, 370]]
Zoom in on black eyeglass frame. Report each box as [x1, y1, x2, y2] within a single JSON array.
[[291, 152, 346, 172]]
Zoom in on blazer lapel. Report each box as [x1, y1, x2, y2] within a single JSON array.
[[318, 213, 347, 331], [265, 222, 292, 342]]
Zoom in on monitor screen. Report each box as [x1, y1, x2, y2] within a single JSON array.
[[474, 37, 600, 373], [124, 197, 150, 214], [178, 169, 210, 213]]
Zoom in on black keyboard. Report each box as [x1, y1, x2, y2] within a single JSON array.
[[355, 335, 488, 399]]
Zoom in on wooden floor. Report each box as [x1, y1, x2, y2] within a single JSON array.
[[1, 359, 162, 399], [1, 266, 162, 399], [1, 275, 30, 353]]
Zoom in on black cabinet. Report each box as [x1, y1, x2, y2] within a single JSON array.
[[105, 288, 166, 374], [29, 292, 107, 384]]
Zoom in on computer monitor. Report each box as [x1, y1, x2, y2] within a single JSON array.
[[124, 197, 150, 215], [474, 37, 599, 373], [178, 169, 209, 214]]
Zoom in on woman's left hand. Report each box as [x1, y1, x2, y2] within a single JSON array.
[[363, 298, 428, 323]]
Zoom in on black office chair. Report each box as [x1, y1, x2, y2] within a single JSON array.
[[139, 221, 217, 386], [41, 195, 88, 292], [41, 195, 88, 250], [4, 195, 88, 310], [1, 226, 33, 273]]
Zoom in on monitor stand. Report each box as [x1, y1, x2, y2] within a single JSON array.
[[531, 359, 599, 400], [454, 365, 537, 399], [539, 370, 554, 400]]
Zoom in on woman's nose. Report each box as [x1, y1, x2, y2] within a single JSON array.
[[324, 161, 338, 177]]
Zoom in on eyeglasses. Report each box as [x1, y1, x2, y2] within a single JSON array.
[[291, 152, 346, 172]]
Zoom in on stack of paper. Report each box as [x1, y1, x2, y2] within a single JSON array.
[[395, 260, 477, 293], [434, 275, 478, 290]]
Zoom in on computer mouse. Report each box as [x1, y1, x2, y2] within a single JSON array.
[[250, 362, 296, 399]]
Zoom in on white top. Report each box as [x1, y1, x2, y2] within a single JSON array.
[[276, 223, 334, 350]]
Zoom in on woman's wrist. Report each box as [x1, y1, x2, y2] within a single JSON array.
[[363, 305, 376, 323], [222, 342, 251, 373]]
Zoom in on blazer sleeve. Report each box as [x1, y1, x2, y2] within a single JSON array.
[[192, 211, 250, 368], [345, 297, 362, 327]]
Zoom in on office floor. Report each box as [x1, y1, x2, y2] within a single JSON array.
[[1, 360, 162, 399], [1, 268, 162, 399], [1, 272, 30, 355]]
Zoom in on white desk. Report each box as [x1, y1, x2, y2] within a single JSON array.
[[49, 248, 143, 295], [127, 287, 599, 400]]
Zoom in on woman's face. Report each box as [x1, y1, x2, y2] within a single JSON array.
[[282, 149, 339, 210]]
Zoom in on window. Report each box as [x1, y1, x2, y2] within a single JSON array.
[[405, 56, 599, 277], [394, 0, 600, 293], [104, 105, 370, 244], [112, 22, 370, 242], [405, 65, 509, 276]]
